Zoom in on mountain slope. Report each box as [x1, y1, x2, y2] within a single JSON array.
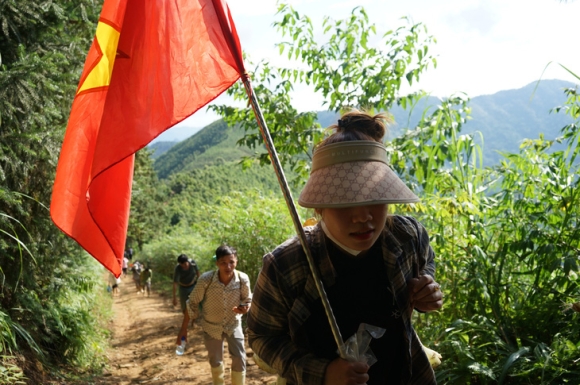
[[152, 79, 577, 177], [387, 79, 574, 165], [463, 79, 574, 164], [149, 141, 178, 159], [153, 119, 252, 179]]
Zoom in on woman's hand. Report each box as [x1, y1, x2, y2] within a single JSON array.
[[408, 275, 443, 313], [324, 358, 369, 385]]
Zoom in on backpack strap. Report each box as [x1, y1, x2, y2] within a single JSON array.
[[236, 270, 242, 303], [203, 270, 217, 300]]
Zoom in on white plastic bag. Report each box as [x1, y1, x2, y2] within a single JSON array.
[[340, 323, 386, 366]]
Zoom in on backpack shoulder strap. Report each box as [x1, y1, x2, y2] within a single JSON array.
[[203, 270, 216, 299], [236, 270, 248, 303]]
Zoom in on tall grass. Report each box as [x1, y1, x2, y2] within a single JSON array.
[[391, 88, 580, 384]]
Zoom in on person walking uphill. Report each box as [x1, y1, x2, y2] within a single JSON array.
[[173, 254, 200, 329], [179, 245, 252, 385], [140, 266, 153, 296], [247, 110, 443, 385]]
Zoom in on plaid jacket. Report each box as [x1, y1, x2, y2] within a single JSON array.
[[247, 215, 437, 385]]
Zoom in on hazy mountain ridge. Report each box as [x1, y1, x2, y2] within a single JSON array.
[[463, 79, 574, 164], [150, 79, 577, 175], [382, 79, 575, 164], [149, 141, 178, 159]]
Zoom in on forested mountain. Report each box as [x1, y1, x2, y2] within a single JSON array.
[[388, 79, 575, 165], [151, 117, 294, 229], [152, 79, 575, 172], [149, 141, 178, 159], [153, 119, 253, 179], [300, 79, 576, 166]]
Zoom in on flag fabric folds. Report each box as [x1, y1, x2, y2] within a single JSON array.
[[50, 0, 245, 277]]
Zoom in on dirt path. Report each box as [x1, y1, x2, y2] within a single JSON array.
[[96, 282, 278, 385]]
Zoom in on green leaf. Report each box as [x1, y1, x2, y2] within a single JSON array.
[[498, 347, 530, 384]]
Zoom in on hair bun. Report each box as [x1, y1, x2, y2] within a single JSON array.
[[337, 117, 352, 130]]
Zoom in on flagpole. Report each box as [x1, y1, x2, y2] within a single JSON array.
[[240, 76, 348, 360], [209, 0, 346, 360]]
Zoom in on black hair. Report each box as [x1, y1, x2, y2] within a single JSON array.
[[177, 254, 188, 264], [215, 244, 237, 261], [320, 109, 390, 148]]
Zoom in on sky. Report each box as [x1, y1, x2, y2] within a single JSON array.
[[159, 0, 580, 141]]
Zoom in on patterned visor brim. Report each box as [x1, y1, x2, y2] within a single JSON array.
[[298, 141, 419, 208]]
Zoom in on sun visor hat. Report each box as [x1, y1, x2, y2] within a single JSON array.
[[298, 141, 419, 208]]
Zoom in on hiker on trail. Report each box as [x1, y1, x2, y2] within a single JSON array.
[[131, 261, 143, 293], [173, 254, 200, 329], [140, 266, 153, 297], [122, 255, 129, 277], [179, 245, 252, 385], [247, 110, 443, 385], [107, 272, 121, 297]]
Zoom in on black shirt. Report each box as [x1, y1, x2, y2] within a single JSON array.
[[302, 236, 406, 384]]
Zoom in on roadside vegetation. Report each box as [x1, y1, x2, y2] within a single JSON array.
[[1, 1, 578, 384]]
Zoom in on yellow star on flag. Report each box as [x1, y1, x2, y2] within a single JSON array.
[[77, 21, 121, 94]]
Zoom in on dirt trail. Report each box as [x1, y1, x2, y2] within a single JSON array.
[[97, 281, 278, 385]]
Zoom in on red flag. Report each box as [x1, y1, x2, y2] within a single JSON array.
[[50, 0, 245, 277]]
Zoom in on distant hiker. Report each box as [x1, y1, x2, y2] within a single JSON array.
[[131, 261, 143, 293], [124, 247, 134, 261], [140, 267, 153, 296], [122, 256, 129, 276], [179, 245, 252, 385], [108, 272, 121, 297], [173, 254, 200, 334]]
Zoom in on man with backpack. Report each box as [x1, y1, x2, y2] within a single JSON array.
[[140, 266, 153, 296], [173, 254, 200, 321], [131, 261, 143, 293]]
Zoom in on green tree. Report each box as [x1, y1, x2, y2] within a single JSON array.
[[162, 159, 293, 230], [127, 148, 170, 252], [210, 2, 436, 182], [421, 89, 580, 384], [140, 189, 299, 286], [1, 0, 113, 380]]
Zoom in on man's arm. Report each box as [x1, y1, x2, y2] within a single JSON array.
[[192, 260, 200, 278], [172, 282, 178, 307], [177, 307, 190, 345], [176, 275, 205, 344]]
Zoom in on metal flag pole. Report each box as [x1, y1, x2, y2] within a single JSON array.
[[240, 75, 348, 359], [209, 0, 345, 359]]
